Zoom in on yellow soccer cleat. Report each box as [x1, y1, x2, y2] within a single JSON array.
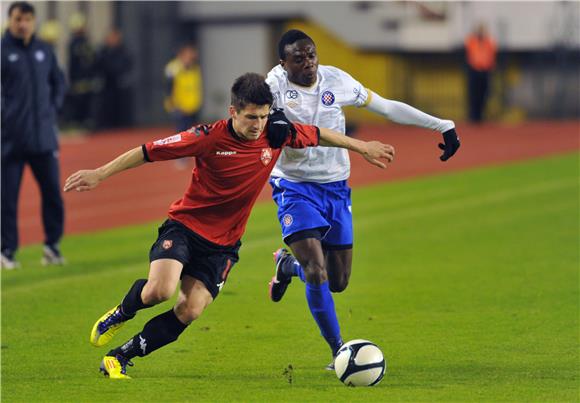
[[90, 305, 128, 347], [99, 355, 133, 379]]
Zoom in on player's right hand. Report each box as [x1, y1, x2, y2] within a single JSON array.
[[267, 108, 296, 148], [363, 141, 395, 169], [63, 169, 102, 192]]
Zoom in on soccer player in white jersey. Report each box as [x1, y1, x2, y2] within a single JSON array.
[[266, 30, 461, 369]]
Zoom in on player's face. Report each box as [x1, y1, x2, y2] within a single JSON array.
[[230, 103, 271, 141], [281, 39, 319, 87], [8, 9, 35, 42]]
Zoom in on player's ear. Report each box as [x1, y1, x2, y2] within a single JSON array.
[[228, 105, 236, 119]]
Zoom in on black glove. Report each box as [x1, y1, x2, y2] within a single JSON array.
[[267, 108, 296, 149], [438, 128, 460, 161]]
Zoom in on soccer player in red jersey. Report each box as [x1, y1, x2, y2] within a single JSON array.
[[64, 72, 395, 379]]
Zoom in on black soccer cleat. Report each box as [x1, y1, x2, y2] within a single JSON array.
[[268, 248, 293, 302]]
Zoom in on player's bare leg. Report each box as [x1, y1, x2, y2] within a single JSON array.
[[140, 259, 184, 305], [174, 275, 214, 325], [324, 248, 353, 293]]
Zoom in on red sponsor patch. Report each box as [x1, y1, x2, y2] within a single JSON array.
[[162, 240, 173, 250], [261, 148, 272, 166]]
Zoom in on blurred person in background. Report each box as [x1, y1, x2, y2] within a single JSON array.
[[266, 30, 460, 370], [465, 23, 497, 123], [164, 44, 203, 135], [164, 44, 203, 169], [95, 28, 133, 130], [37, 18, 60, 48], [1, 1, 67, 269], [66, 13, 96, 130]]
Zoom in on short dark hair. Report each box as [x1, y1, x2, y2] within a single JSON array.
[[8, 1, 35, 17], [231, 73, 273, 111], [278, 29, 313, 60]]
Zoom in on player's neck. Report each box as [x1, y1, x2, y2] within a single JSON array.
[[289, 77, 318, 89]]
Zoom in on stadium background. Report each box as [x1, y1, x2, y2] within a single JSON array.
[[2, 0, 578, 245], [1, 1, 579, 401]]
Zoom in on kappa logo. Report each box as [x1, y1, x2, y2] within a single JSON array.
[[216, 150, 237, 156], [139, 335, 147, 355], [261, 148, 273, 166], [283, 214, 293, 227], [321, 90, 335, 106], [162, 239, 173, 250]]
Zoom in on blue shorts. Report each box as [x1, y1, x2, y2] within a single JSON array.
[[269, 177, 353, 248]]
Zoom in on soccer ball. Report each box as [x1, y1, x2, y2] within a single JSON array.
[[334, 339, 386, 387]]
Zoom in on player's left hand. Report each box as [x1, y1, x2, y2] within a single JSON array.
[[363, 141, 395, 169], [438, 128, 460, 161], [267, 108, 296, 148]]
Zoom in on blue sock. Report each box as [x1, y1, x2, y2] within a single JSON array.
[[305, 281, 343, 354], [280, 255, 306, 282], [292, 261, 306, 283]]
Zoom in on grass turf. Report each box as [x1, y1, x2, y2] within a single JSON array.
[[2, 152, 578, 402]]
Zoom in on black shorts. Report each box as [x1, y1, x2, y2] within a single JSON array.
[[149, 219, 240, 299]]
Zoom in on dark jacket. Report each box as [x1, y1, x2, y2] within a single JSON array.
[[1, 31, 66, 158]]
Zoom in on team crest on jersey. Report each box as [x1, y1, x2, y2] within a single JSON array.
[[162, 240, 173, 250], [261, 148, 272, 166], [321, 91, 335, 106], [283, 214, 293, 227]]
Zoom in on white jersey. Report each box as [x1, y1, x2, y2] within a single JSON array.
[[266, 64, 369, 183]]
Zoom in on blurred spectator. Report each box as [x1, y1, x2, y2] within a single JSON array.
[[164, 44, 203, 132], [37, 19, 60, 48], [1, 1, 67, 269], [66, 13, 96, 130], [465, 23, 497, 122], [95, 28, 133, 129]]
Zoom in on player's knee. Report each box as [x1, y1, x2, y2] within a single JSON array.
[[174, 303, 204, 325], [329, 276, 349, 293], [303, 262, 327, 285], [141, 283, 174, 304]]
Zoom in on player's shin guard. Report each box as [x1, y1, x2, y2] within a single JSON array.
[[305, 281, 343, 354], [111, 309, 188, 359], [121, 279, 152, 317]]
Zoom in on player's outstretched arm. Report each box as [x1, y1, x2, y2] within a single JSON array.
[[318, 127, 395, 169], [63, 146, 146, 192], [365, 90, 460, 161]]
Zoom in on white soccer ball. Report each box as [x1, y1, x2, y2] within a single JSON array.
[[334, 339, 386, 387]]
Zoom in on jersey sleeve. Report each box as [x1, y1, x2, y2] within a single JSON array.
[[285, 122, 320, 149], [338, 68, 370, 107], [265, 70, 282, 109], [143, 124, 213, 162]]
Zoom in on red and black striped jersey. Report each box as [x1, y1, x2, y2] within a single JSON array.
[[143, 119, 319, 246]]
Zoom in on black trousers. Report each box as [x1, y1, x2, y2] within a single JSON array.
[[467, 68, 490, 122], [1, 152, 64, 254]]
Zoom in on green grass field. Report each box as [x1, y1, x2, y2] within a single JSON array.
[[2, 153, 579, 402]]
